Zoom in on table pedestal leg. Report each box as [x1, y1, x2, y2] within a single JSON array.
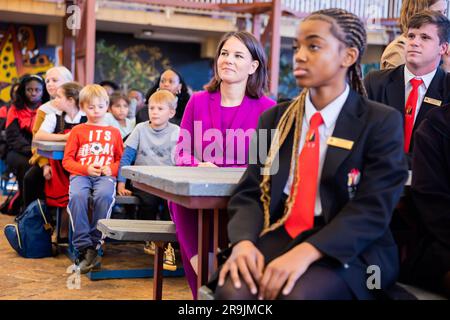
[[153, 241, 164, 300], [219, 210, 228, 250], [213, 209, 219, 272], [197, 209, 210, 291]]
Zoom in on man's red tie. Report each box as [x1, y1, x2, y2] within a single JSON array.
[[404, 78, 423, 152], [285, 112, 324, 238]]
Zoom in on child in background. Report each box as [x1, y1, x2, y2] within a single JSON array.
[[62, 84, 123, 273], [104, 92, 134, 139], [128, 88, 145, 115], [5, 75, 49, 214], [24, 66, 73, 207], [34, 82, 86, 207], [99, 80, 119, 96], [117, 89, 180, 271], [137, 69, 191, 126]]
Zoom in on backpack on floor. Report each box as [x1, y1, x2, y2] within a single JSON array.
[[4, 199, 53, 258]]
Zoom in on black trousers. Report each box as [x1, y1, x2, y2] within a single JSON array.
[[214, 226, 354, 300], [131, 185, 170, 221], [400, 235, 450, 297], [6, 150, 31, 209], [23, 164, 45, 207]]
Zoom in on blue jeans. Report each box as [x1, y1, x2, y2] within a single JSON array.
[[67, 175, 116, 251]]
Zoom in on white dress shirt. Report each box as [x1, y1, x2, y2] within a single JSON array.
[[283, 84, 350, 217], [404, 65, 437, 123]]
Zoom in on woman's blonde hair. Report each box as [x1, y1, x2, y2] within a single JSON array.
[[259, 9, 367, 235], [400, 0, 444, 33], [46, 66, 73, 82]]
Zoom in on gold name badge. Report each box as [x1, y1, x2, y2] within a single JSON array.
[[327, 137, 354, 150], [424, 97, 442, 107]]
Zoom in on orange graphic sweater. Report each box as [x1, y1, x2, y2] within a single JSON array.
[[63, 123, 124, 177]]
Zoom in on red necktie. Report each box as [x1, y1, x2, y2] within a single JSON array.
[[285, 112, 324, 238], [404, 78, 423, 152]]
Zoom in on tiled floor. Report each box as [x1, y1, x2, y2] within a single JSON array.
[[0, 213, 192, 300]]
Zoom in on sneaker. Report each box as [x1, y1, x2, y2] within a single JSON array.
[[77, 247, 101, 274], [163, 243, 177, 271], [144, 241, 156, 255]]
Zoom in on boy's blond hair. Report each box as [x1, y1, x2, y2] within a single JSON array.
[[149, 89, 177, 110], [79, 84, 109, 107]]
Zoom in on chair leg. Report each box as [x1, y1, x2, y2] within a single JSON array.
[[153, 241, 164, 300]]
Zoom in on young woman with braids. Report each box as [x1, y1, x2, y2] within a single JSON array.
[[214, 9, 408, 300]]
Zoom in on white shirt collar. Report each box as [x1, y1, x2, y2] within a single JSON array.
[[305, 84, 350, 129], [39, 100, 58, 114], [404, 65, 437, 90]]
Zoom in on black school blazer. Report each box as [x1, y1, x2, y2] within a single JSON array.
[[364, 65, 450, 153], [225, 89, 409, 298]]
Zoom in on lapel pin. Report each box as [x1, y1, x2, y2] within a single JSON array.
[[423, 97, 442, 107], [327, 137, 354, 150]]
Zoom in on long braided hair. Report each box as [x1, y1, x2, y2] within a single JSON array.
[[259, 8, 367, 235]]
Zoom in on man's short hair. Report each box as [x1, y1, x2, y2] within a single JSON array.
[[408, 10, 450, 44]]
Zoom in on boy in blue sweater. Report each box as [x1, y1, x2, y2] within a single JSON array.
[[117, 89, 180, 271]]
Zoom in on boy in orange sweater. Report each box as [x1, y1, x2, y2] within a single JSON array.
[[63, 84, 123, 273]]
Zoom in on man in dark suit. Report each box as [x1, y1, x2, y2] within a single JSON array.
[[401, 105, 450, 298], [364, 11, 450, 166]]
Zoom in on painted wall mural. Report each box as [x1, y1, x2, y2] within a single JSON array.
[[95, 31, 212, 94], [95, 39, 171, 94], [0, 24, 60, 102]]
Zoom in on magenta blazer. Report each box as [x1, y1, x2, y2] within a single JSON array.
[[176, 90, 276, 167]]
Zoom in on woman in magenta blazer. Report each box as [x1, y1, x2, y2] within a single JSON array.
[[171, 31, 276, 299]]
